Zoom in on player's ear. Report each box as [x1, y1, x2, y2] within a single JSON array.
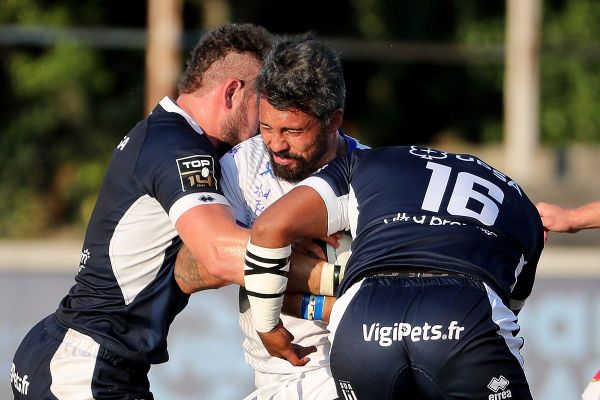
[[329, 109, 344, 132], [223, 78, 244, 109]]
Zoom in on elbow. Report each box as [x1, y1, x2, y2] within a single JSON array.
[[203, 251, 240, 285], [251, 216, 270, 243], [204, 259, 227, 280], [251, 214, 289, 247], [177, 280, 195, 295]]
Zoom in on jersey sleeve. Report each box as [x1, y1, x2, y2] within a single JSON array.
[[220, 150, 251, 228], [135, 134, 230, 225], [297, 154, 353, 235], [509, 221, 545, 312]]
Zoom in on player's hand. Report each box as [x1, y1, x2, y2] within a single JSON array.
[[536, 202, 579, 234], [258, 320, 316, 366]]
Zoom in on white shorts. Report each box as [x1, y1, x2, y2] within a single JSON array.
[[243, 366, 338, 400]]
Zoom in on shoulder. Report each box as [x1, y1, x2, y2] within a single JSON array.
[[339, 130, 371, 153], [221, 135, 269, 174], [142, 100, 215, 160]]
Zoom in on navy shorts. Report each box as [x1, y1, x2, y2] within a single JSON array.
[[328, 274, 532, 400], [10, 314, 153, 400]]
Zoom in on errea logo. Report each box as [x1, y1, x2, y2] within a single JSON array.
[[198, 195, 215, 202], [487, 375, 511, 399]]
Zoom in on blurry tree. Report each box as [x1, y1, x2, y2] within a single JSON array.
[[0, 0, 145, 237], [455, 0, 600, 146], [541, 0, 600, 146], [351, 1, 507, 146], [1, 0, 599, 238]]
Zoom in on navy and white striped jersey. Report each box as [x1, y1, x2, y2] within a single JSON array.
[[300, 146, 544, 308], [55, 97, 231, 364]]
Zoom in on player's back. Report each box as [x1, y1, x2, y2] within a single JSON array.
[[317, 146, 544, 305]]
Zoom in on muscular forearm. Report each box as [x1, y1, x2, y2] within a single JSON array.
[[174, 243, 329, 294], [572, 201, 600, 230], [537, 200, 600, 233], [174, 245, 230, 293], [287, 252, 327, 294]]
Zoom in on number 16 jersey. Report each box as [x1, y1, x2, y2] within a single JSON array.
[[300, 146, 544, 309]]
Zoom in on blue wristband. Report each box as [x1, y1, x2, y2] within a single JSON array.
[[300, 294, 325, 321], [314, 295, 324, 321], [300, 293, 311, 320]]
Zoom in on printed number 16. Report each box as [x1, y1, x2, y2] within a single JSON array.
[[422, 161, 504, 226]]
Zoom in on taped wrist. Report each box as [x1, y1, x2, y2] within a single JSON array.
[[300, 294, 325, 321], [320, 263, 343, 296], [244, 241, 291, 332]]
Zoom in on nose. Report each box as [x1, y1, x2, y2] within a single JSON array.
[[266, 131, 289, 154]]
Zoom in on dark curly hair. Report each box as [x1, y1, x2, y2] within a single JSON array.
[[178, 23, 273, 94], [256, 33, 346, 129]]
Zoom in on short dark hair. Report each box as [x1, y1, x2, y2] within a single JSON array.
[[178, 23, 273, 94], [256, 33, 346, 129]]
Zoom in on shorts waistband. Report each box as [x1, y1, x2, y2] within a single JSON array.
[[63, 327, 101, 356], [45, 314, 100, 356], [45, 314, 146, 367], [362, 268, 465, 278]]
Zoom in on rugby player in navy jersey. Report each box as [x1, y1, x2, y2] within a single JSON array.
[[244, 146, 545, 399], [9, 24, 278, 400]]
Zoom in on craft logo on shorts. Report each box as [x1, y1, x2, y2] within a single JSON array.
[[10, 363, 30, 396], [177, 155, 216, 191]]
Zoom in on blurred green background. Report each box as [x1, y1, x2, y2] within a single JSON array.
[[1, 2, 599, 399], [1, 0, 599, 239]]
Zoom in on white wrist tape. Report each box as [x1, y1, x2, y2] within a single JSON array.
[[320, 262, 336, 296], [319, 233, 352, 296], [244, 241, 291, 332]]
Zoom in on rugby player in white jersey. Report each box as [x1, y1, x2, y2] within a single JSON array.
[[173, 33, 365, 398], [219, 34, 367, 399], [213, 34, 365, 399]]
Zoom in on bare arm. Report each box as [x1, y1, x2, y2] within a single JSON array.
[[251, 186, 329, 248], [174, 245, 229, 292], [245, 186, 329, 365], [175, 204, 249, 293], [173, 202, 331, 294], [536, 201, 600, 234], [174, 241, 329, 294]]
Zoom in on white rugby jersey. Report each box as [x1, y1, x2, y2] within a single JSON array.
[[220, 131, 366, 375]]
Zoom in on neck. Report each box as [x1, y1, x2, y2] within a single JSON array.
[[335, 131, 347, 157], [176, 92, 221, 150], [317, 130, 347, 170]]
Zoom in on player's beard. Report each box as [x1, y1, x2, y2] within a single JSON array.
[[221, 96, 249, 149], [266, 131, 329, 183]]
